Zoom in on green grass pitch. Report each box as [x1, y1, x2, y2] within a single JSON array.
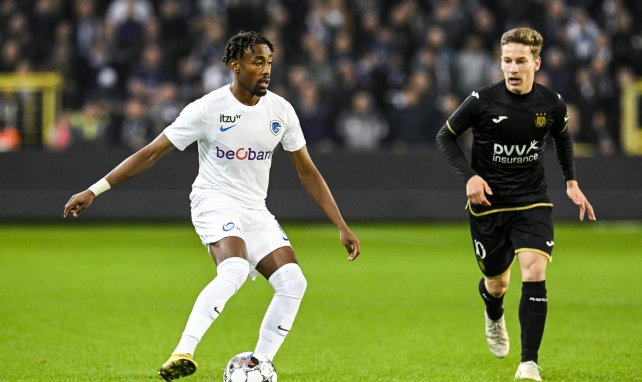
[[1, 221, 641, 381]]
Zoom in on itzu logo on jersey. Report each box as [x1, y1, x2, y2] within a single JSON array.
[[216, 146, 273, 160], [492, 140, 540, 164]]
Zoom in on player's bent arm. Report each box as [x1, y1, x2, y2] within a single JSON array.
[[63, 134, 175, 218], [435, 124, 477, 182], [288, 146, 361, 260]]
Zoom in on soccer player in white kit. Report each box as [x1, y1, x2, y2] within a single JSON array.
[[63, 31, 361, 381]]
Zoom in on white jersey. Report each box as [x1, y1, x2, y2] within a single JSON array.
[[164, 85, 306, 207]]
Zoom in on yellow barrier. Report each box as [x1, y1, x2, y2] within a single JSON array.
[[621, 80, 642, 155], [0, 72, 63, 147]]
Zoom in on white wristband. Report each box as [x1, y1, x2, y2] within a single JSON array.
[[88, 178, 111, 197]]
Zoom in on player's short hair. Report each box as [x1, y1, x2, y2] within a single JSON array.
[[501, 28, 544, 59], [222, 31, 274, 65]]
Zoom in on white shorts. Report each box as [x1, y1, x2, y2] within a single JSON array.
[[190, 193, 292, 279]]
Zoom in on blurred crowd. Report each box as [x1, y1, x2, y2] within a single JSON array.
[[0, 0, 640, 155]]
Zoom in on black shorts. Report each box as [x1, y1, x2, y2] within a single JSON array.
[[469, 206, 554, 278]]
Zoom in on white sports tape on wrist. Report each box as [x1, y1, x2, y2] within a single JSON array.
[[88, 178, 111, 196]]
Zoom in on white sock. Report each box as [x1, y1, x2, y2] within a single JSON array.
[[255, 263, 307, 360], [173, 257, 249, 355]]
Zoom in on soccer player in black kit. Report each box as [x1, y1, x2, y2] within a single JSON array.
[[436, 28, 596, 381]]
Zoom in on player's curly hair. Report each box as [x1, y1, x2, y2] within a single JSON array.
[[501, 28, 544, 59], [222, 31, 274, 65]]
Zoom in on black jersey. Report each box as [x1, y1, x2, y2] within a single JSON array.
[[436, 80, 576, 211]]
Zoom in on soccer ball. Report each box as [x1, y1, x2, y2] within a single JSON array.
[[223, 352, 277, 382]]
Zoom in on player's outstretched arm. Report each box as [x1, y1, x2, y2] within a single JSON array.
[[566, 180, 596, 221], [63, 134, 175, 218], [288, 146, 361, 261]]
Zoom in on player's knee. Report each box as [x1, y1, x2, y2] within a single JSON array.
[[217, 257, 250, 292], [486, 278, 509, 297], [269, 263, 307, 300], [520, 263, 546, 282]]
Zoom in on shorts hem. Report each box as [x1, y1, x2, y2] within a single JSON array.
[[515, 248, 552, 262], [200, 232, 244, 247], [482, 257, 516, 279]]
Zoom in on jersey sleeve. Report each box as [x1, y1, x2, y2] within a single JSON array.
[[550, 94, 576, 181], [435, 92, 482, 182], [280, 102, 306, 152], [163, 98, 208, 151], [446, 91, 482, 135]]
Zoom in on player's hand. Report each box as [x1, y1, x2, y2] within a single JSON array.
[[339, 226, 361, 261], [566, 180, 596, 221], [466, 175, 493, 206], [63, 190, 96, 218]]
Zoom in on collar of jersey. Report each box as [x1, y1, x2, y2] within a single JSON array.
[[227, 84, 266, 109]]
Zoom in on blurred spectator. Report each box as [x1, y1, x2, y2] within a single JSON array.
[[451, 34, 498, 98], [541, 46, 574, 97], [148, 83, 181, 136], [30, 0, 64, 63], [610, 9, 641, 73], [302, 36, 336, 93], [566, 8, 600, 65], [66, 101, 110, 149], [81, 39, 123, 104], [175, 56, 203, 103], [73, 0, 104, 60], [422, 25, 453, 96], [106, 0, 154, 65], [117, 98, 153, 151], [292, 81, 335, 151], [592, 109, 616, 156], [327, 58, 359, 130], [226, 0, 269, 33], [386, 70, 438, 149], [540, 0, 569, 45], [335, 90, 388, 150], [471, 6, 501, 52], [573, 67, 598, 144], [106, 0, 154, 26], [126, 44, 170, 102], [157, 0, 190, 64], [190, 15, 226, 73], [0, 39, 22, 71], [47, 21, 79, 107]]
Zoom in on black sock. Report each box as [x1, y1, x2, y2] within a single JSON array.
[[519, 281, 547, 363], [479, 278, 504, 320]]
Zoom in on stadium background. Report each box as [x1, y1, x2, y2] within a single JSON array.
[[0, 0, 641, 220], [1, 2, 642, 381]]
